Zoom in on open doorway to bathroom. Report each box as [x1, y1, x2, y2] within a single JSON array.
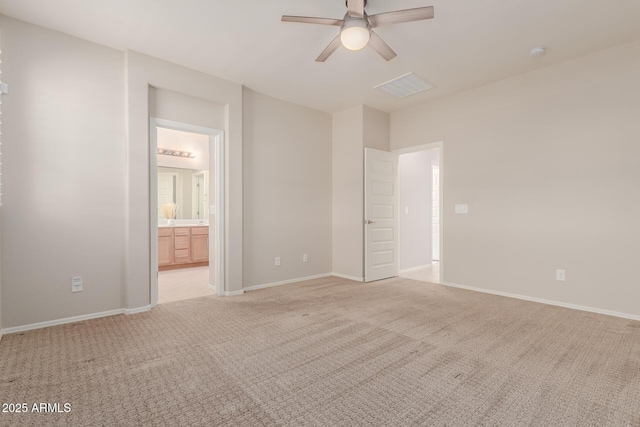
[[150, 118, 224, 306], [397, 143, 442, 284]]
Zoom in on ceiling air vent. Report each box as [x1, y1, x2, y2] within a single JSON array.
[[374, 72, 434, 99]]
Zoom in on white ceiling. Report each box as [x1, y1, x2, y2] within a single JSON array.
[[1, 0, 640, 113]]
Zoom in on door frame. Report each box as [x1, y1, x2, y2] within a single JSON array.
[[149, 118, 225, 306], [393, 141, 443, 284]]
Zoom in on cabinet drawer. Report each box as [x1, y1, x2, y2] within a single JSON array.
[[174, 249, 190, 263], [174, 228, 190, 236], [191, 227, 209, 235], [174, 236, 190, 250], [158, 228, 173, 237]]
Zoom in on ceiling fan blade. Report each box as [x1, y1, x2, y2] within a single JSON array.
[[282, 16, 343, 26], [368, 6, 434, 28], [347, 0, 365, 18], [316, 35, 343, 62], [368, 31, 397, 61]]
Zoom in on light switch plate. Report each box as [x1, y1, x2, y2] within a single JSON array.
[[209, 205, 216, 215]]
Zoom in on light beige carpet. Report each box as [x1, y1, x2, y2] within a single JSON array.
[[1, 276, 639, 426]]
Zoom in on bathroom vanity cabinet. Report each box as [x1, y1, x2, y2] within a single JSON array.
[[158, 226, 209, 270]]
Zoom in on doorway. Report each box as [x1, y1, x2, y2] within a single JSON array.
[[150, 118, 225, 306], [396, 142, 443, 284]]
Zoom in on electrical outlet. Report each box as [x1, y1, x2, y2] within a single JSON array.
[[71, 276, 83, 293], [303, 253, 308, 263], [275, 257, 281, 266], [556, 269, 566, 282]]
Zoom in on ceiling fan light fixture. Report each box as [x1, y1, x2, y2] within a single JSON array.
[[340, 18, 370, 51]]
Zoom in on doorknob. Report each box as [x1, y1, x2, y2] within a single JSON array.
[[365, 219, 376, 224]]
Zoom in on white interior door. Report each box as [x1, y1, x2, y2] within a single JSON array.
[[365, 148, 399, 282]]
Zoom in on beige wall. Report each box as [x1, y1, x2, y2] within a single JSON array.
[[0, 16, 126, 327], [332, 105, 390, 279], [391, 40, 640, 316], [149, 87, 225, 131], [363, 105, 390, 151], [332, 106, 364, 279], [243, 89, 332, 287]]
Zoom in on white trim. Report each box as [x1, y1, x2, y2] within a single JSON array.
[[124, 305, 152, 315], [244, 273, 332, 292], [442, 282, 640, 322], [208, 284, 217, 294], [400, 264, 432, 273], [331, 272, 364, 282], [223, 290, 245, 297], [1, 309, 126, 335]]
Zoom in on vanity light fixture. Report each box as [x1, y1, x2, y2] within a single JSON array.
[[157, 148, 196, 158]]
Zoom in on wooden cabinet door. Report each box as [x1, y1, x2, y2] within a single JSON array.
[[191, 235, 209, 262], [158, 235, 173, 266]]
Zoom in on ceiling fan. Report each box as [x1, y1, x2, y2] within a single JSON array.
[[282, 0, 434, 62]]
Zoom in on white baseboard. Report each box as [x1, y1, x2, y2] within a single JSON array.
[[442, 281, 640, 322], [400, 264, 432, 274], [1, 308, 127, 335], [331, 272, 364, 282], [244, 273, 332, 292], [223, 290, 245, 297], [208, 284, 217, 293], [124, 305, 151, 315]]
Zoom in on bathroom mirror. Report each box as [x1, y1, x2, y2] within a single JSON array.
[[157, 167, 208, 220]]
